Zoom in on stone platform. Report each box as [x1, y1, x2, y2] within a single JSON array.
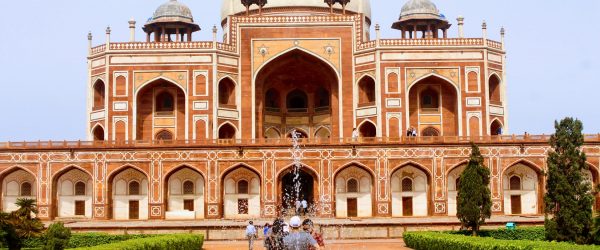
[[54, 215, 543, 241]]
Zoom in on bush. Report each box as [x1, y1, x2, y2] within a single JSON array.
[[42, 222, 71, 250], [23, 233, 158, 249], [404, 231, 600, 250], [450, 227, 546, 241], [72, 234, 203, 250]]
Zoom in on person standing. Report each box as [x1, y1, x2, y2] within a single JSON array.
[[283, 216, 320, 250], [302, 219, 324, 250], [301, 198, 308, 216], [295, 199, 302, 215], [246, 221, 257, 250], [352, 128, 359, 140]]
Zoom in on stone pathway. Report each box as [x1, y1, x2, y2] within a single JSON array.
[[59, 215, 543, 229], [203, 239, 409, 250]]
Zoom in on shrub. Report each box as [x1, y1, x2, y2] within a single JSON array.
[[404, 231, 600, 250], [22, 233, 158, 249], [42, 222, 71, 250], [450, 227, 546, 241], [72, 234, 203, 250]]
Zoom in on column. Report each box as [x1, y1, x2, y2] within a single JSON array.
[[443, 29, 448, 39], [187, 28, 192, 42], [176, 28, 180, 42], [161, 26, 166, 42], [401, 28, 406, 39], [146, 32, 151, 43], [413, 25, 418, 39]]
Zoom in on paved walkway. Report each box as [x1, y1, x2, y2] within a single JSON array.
[[203, 239, 409, 250], [59, 215, 543, 229]]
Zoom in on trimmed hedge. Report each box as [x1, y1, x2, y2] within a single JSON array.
[[404, 231, 600, 250], [72, 234, 203, 250], [23, 233, 159, 248], [450, 227, 545, 241]]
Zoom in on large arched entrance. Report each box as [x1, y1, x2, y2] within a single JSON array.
[[391, 164, 431, 217], [277, 165, 318, 216], [136, 79, 186, 141], [221, 165, 261, 219], [334, 164, 374, 218], [51, 166, 93, 219], [107, 167, 149, 220], [1, 167, 36, 213], [408, 75, 459, 136], [164, 166, 205, 220], [503, 162, 542, 215], [255, 49, 339, 139]]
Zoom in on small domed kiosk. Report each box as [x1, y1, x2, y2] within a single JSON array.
[[391, 0, 450, 39], [143, 0, 201, 42]]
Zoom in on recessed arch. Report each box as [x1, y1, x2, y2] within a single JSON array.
[[390, 162, 433, 217], [333, 163, 375, 218], [287, 128, 309, 139], [488, 73, 502, 104], [254, 48, 340, 139], [107, 165, 149, 220], [217, 122, 237, 139], [264, 127, 282, 139], [491, 118, 504, 136], [218, 77, 237, 107], [91, 124, 105, 141], [254, 47, 340, 80], [357, 119, 377, 138], [314, 126, 332, 139], [92, 79, 106, 110], [220, 164, 262, 218], [1, 166, 37, 213], [357, 75, 376, 105], [407, 73, 459, 94], [163, 165, 205, 219], [155, 130, 174, 141], [407, 74, 460, 136], [502, 160, 543, 215]]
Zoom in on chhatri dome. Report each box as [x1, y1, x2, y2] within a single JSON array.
[[221, 0, 372, 21], [392, 0, 450, 39], [143, 0, 200, 42]]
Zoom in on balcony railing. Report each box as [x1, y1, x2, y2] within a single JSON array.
[[1, 134, 599, 150]]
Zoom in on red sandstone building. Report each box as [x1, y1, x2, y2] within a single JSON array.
[[1, 0, 599, 221]]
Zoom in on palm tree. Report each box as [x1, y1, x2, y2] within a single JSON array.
[[14, 198, 39, 220], [12, 198, 44, 238]]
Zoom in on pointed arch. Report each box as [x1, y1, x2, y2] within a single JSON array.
[[357, 119, 377, 138], [357, 75, 376, 105], [490, 118, 504, 136], [91, 123, 105, 141], [408, 73, 459, 94], [218, 77, 237, 107], [390, 162, 433, 216], [1, 166, 38, 213], [220, 163, 262, 218], [92, 79, 106, 110], [314, 126, 332, 139], [254, 48, 340, 80], [264, 127, 282, 139], [217, 121, 238, 139], [488, 73, 502, 104], [163, 165, 205, 219]]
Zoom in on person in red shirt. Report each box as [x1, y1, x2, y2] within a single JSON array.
[[302, 219, 324, 250]]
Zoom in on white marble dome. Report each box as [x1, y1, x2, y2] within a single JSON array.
[[399, 0, 443, 21], [221, 0, 371, 21]]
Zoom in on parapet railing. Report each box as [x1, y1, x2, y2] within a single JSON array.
[[1, 134, 599, 150]]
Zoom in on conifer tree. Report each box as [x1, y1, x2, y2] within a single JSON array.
[[457, 143, 492, 236], [545, 118, 593, 244]]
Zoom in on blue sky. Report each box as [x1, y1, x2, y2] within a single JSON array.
[[0, 0, 598, 141]]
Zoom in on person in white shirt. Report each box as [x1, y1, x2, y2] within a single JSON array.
[[301, 199, 308, 216], [352, 128, 359, 139], [295, 199, 302, 215], [246, 221, 257, 250]]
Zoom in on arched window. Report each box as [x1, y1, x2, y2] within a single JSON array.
[[489, 75, 501, 104], [402, 178, 413, 192], [265, 89, 280, 112], [422, 127, 440, 137], [420, 88, 439, 110], [20, 182, 32, 196], [359, 122, 377, 138], [218, 123, 236, 139], [347, 179, 359, 193], [75, 182, 86, 196], [155, 130, 173, 141], [491, 120, 503, 136], [92, 125, 105, 141], [183, 181, 194, 195], [286, 90, 308, 112], [219, 78, 236, 106], [155, 92, 174, 114], [509, 176, 521, 191], [128, 181, 140, 195], [315, 88, 330, 110], [237, 180, 249, 194], [358, 77, 376, 105], [93, 80, 105, 110]]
